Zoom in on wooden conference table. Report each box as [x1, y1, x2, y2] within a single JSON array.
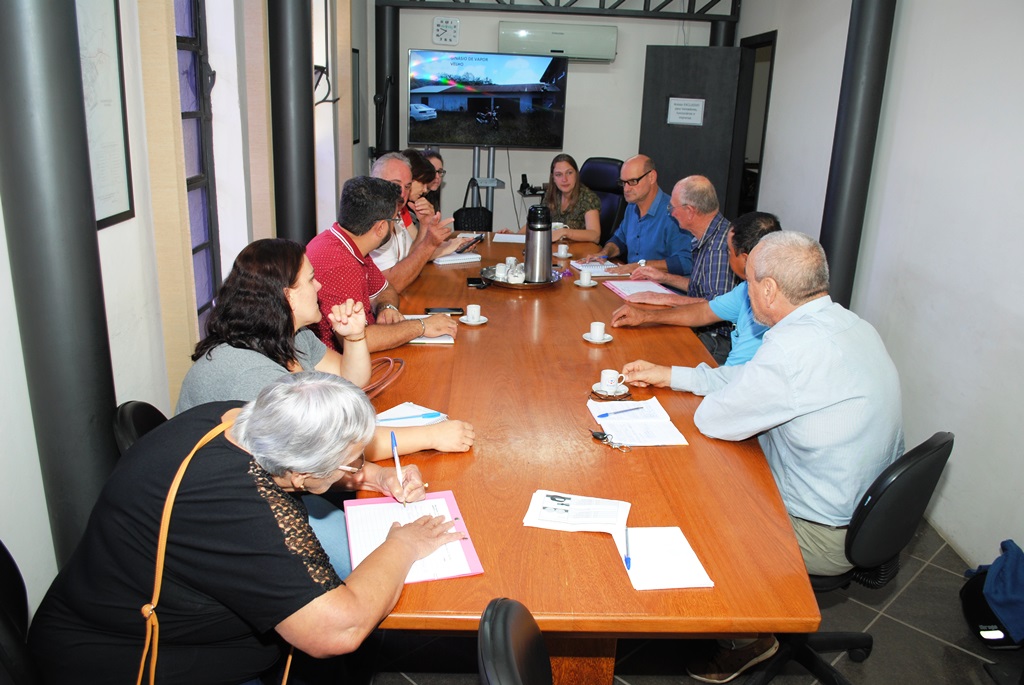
[[367, 236, 819, 684]]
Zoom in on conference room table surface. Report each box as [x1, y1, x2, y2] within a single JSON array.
[[365, 236, 819, 684]]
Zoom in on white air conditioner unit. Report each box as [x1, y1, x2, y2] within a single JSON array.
[[498, 21, 617, 62]]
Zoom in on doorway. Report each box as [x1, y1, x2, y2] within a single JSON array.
[[738, 31, 777, 216]]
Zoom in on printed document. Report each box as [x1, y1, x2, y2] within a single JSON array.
[[587, 397, 688, 446]]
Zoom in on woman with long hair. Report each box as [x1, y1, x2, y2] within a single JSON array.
[[503, 153, 602, 243]]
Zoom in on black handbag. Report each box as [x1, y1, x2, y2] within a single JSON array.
[[453, 179, 493, 233]]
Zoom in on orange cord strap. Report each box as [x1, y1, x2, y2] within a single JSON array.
[[136, 420, 232, 685], [362, 357, 405, 400]]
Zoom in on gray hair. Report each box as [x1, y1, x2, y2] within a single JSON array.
[[675, 176, 720, 214], [750, 231, 830, 305], [232, 372, 376, 478], [370, 152, 411, 178]]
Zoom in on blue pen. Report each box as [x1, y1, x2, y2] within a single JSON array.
[[391, 431, 405, 507], [625, 527, 631, 570], [597, 406, 642, 419], [378, 411, 443, 422]]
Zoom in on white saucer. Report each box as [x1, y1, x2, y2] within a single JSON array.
[[459, 315, 488, 326], [554, 252, 573, 259], [574, 279, 598, 288], [582, 332, 612, 344], [592, 382, 628, 396]]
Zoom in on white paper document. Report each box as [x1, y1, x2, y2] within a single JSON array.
[[434, 252, 482, 266], [404, 314, 454, 344], [587, 397, 688, 447], [570, 260, 630, 277], [492, 233, 526, 244], [376, 401, 447, 427], [522, 490, 630, 535], [603, 280, 675, 299], [611, 527, 715, 590]]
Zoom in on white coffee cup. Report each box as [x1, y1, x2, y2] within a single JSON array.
[[467, 304, 481, 322], [494, 262, 508, 279], [579, 269, 592, 285], [505, 256, 517, 269], [589, 321, 606, 340], [552, 222, 566, 231], [600, 369, 626, 394], [557, 243, 570, 257]]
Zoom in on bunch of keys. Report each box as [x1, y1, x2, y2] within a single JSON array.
[[590, 430, 631, 453]]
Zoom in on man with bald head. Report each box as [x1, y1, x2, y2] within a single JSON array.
[[676, 231, 904, 684], [580, 154, 693, 277]]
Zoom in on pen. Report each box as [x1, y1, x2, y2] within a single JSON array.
[[597, 406, 642, 419], [391, 431, 405, 507], [625, 527, 631, 570], [378, 411, 442, 422]]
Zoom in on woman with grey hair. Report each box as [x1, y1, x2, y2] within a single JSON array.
[[29, 372, 460, 685]]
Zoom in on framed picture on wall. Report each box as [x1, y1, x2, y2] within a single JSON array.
[[76, 0, 136, 229]]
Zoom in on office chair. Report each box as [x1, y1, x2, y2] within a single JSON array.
[[478, 597, 553, 685], [0, 539, 39, 684], [113, 400, 168, 456], [745, 431, 954, 685], [578, 157, 626, 246]]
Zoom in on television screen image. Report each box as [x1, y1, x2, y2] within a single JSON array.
[[408, 49, 568, 150]]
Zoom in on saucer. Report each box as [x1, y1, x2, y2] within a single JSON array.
[[554, 252, 573, 259], [574, 279, 598, 288], [582, 332, 612, 344], [459, 315, 488, 326], [592, 382, 628, 397]]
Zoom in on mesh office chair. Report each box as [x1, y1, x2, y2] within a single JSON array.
[[578, 157, 626, 246], [113, 400, 169, 456], [478, 597, 553, 685], [746, 431, 955, 685], [0, 540, 39, 684]]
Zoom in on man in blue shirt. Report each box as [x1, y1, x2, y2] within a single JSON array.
[[628, 231, 904, 684], [579, 154, 693, 276], [612, 212, 781, 368]]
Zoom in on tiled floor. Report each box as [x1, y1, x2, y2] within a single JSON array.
[[330, 522, 1023, 685]]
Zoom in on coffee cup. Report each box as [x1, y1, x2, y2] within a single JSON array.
[[505, 256, 517, 269], [494, 262, 508, 279], [557, 243, 570, 257], [579, 269, 592, 285], [552, 222, 566, 231], [600, 369, 626, 394], [467, 304, 481, 322], [589, 322, 606, 340]]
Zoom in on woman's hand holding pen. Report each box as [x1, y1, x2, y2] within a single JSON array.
[[378, 463, 426, 504]]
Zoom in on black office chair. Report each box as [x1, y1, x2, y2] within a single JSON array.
[[113, 400, 169, 456], [0, 539, 39, 684], [578, 157, 626, 246], [478, 597, 553, 685], [745, 432, 955, 685]]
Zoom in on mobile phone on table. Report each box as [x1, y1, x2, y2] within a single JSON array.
[[467, 277, 487, 289], [425, 307, 465, 315], [455, 234, 485, 254]]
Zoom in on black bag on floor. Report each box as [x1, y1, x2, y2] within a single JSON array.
[[453, 179, 493, 233]]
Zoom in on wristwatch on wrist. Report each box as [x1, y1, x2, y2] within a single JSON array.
[[377, 303, 400, 315], [637, 259, 647, 268]]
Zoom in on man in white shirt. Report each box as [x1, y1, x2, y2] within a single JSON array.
[[631, 231, 904, 684]]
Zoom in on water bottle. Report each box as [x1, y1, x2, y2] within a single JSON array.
[[525, 205, 552, 283]]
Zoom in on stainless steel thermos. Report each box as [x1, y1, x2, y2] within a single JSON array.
[[525, 204, 552, 283]]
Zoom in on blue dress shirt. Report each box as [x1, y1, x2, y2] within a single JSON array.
[[607, 189, 694, 276], [692, 296, 905, 526]]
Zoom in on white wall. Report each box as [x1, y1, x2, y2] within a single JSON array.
[[740, 0, 1024, 565], [365, 10, 709, 231]]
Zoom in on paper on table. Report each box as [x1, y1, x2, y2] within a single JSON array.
[[603, 280, 675, 300], [376, 401, 447, 427], [344, 491, 483, 584], [404, 314, 454, 344], [492, 233, 526, 244], [570, 260, 630, 278], [586, 397, 688, 447], [610, 527, 714, 590], [434, 252, 482, 265], [522, 490, 630, 535]]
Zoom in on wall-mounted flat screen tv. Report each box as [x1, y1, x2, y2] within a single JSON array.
[[408, 49, 568, 149]]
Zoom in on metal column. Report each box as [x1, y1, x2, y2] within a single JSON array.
[[819, 0, 898, 307], [0, 0, 119, 564], [268, 0, 316, 243]]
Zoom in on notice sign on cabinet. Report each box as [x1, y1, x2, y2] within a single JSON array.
[[667, 97, 705, 127]]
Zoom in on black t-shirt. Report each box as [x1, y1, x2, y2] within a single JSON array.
[[28, 402, 343, 685]]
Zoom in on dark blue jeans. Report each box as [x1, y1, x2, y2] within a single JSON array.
[[697, 330, 732, 366]]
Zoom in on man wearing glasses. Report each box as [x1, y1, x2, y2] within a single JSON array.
[[307, 176, 459, 353], [579, 154, 694, 276]]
